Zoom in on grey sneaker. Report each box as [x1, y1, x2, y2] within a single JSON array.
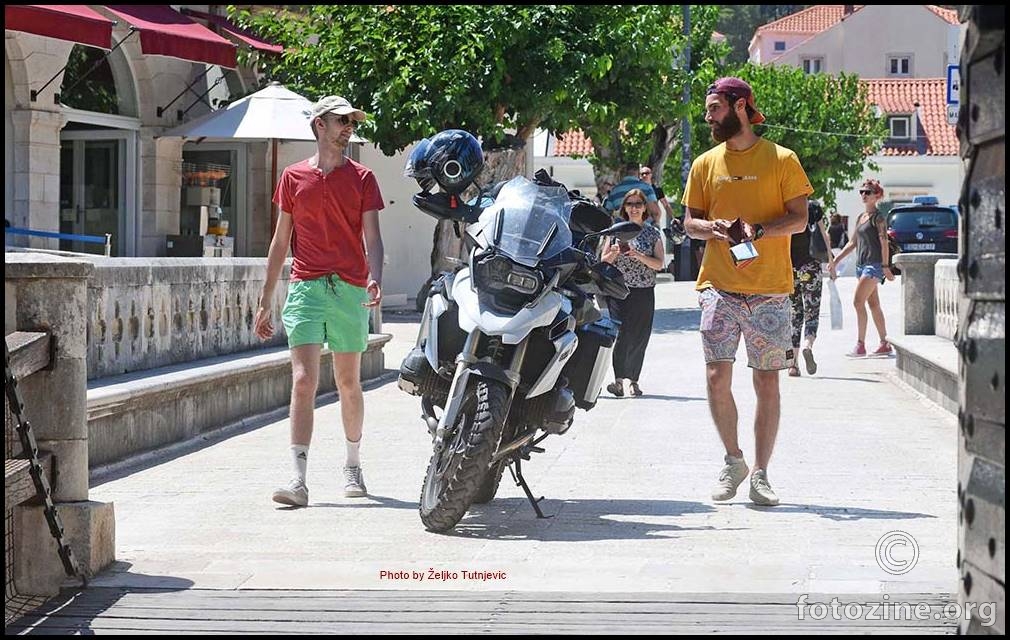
[[272, 479, 308, 507], [712, 455, 749, 501], [343, 466, 367, 497], [749, 469, 780, 506]]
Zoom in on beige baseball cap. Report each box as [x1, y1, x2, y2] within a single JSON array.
[[309, 95, 367, 122]]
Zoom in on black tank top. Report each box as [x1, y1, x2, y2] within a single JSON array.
[[856, 212, 883, 266]]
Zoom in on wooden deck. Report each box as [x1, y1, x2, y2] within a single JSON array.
[[8, 589, 957, 634]]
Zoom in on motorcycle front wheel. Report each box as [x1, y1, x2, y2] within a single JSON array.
[[419, 378, 509, 532]]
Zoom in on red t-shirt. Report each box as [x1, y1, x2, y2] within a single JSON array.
[[273, 158, 384, 286]]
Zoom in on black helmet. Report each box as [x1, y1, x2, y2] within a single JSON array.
[[403, 137, 435, 192], [404, 129, 483, 195]]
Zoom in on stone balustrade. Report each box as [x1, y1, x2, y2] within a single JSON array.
[[83, 258, 290, 379], [933, 259, 961, 340]]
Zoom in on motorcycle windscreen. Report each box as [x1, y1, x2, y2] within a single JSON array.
[[469, 176, 573, 268]]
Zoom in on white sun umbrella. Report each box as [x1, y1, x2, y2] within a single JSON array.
[[160, 81, 367, 231]]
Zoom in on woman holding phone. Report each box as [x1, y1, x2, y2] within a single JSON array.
[[605, 188, 665, 397]]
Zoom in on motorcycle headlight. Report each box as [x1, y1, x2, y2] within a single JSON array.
[[474, 255, 543, 309]]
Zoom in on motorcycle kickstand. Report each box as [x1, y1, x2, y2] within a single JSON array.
[[508, 457, 552, 519]]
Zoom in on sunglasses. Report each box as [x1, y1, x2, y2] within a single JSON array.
[[324, 114, 358, 127], [858, 189, 875, 196]]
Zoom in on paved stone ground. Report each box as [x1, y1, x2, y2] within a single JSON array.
[[80, 277, 956, 601]]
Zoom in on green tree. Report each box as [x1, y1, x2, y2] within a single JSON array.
[[230, 6, 724, 273], [540, 6, 725, 194], [670, 63, 887, 210], [233, 5, 595, 155]]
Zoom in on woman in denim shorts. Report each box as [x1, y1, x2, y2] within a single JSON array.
[[829, 179, 894, 357]]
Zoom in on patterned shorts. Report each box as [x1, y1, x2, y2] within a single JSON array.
[[698, 288, 794, 370]]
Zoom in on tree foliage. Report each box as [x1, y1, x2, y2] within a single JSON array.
[[671, 63, 887, 210], [540, 5, 726, 192], [233, 6, 630, 155]]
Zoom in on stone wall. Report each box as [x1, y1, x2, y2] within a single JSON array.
[[83, 258, 291, 379]]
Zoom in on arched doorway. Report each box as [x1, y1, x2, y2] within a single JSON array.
[[58, 43, 140, 256]]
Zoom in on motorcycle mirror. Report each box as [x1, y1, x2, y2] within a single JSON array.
[[603, 221, 643, 242]]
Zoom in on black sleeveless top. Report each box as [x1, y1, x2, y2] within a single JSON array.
[[855, 211, 883, 266]]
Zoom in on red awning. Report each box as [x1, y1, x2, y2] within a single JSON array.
[[104, 5, 237, 68], [4, 5, 113, 50], [183, 9, 283, 55]]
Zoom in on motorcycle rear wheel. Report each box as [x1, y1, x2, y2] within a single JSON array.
[[419, 379, 509, 532]]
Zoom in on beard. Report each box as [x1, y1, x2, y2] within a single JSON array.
[[710, 109, 743, 143]]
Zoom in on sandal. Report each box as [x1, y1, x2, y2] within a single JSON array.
[[787, 366, 801, 377], [629, 381, 643, 397], [802, 347, 817, 375], [606, 381, 624, 397]]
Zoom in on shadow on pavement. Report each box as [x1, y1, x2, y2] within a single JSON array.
[[598, 393, 706, 402], [311, 494, 419, 510], [740, 503, 938, 521], [446, 498, 727, 541], [7, 563, 193, 635], [651, 308, 701, 333], [810, 375, 885, 384]]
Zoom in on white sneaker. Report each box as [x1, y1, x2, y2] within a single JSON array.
[[712, 455, 749, 501], [343, 466, 367, 498], [272, 479, 308, 507], [749, 469, 780, 506]]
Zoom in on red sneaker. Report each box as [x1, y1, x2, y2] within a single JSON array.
[[870, 341, 893, 357], [846, 341, 866, 358]]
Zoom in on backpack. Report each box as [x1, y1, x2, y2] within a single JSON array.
[[809, 223, 830, 262]]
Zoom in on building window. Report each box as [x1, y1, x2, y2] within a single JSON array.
[[774, 41, 786, 52], [888, 54, 912, 76], [889, 115, 911, 139], [60, 45, 119, 114], [801, 57, 825, 74]]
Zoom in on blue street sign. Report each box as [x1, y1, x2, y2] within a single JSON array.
[[946, 64, 960, 105]]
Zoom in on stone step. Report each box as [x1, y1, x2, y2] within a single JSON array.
[[889, 334, 959, 414], [85, 334, 391, 469]]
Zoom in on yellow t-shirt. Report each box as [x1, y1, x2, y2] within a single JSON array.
[[682, 138, 813, 295]]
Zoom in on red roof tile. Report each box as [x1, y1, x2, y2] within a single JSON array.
[[552, 129, 594, 157], [863, 78, 958, 156], [756, 5, 863, 35], [926, 5, 960, 25], [758, 5, 957, 36]]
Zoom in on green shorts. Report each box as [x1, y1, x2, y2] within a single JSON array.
[[282, 275, 369, 353]]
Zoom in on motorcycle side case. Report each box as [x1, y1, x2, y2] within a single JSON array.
[[421, 274, 467, 372], [561, 316, 619, 410]]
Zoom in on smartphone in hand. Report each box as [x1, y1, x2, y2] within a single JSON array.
[[618, 240, 630, 254]]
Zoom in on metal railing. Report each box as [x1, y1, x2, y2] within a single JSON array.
[[5, 227, 112, 257]]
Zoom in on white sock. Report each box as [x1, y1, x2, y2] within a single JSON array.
[[346, 438, 361, 468], [291, 444, 309, 483]]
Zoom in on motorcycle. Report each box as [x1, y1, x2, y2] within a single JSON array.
[[398, 130, 641, 532]]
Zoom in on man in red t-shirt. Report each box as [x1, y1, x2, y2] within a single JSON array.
[[254, 95, 385, 507]]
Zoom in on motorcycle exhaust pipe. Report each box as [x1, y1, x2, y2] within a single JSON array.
[[492, 432, 537, 463]]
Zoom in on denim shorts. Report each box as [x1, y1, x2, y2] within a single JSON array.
[[856, 263, 884, 280], [281, 275, 369, 353]]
